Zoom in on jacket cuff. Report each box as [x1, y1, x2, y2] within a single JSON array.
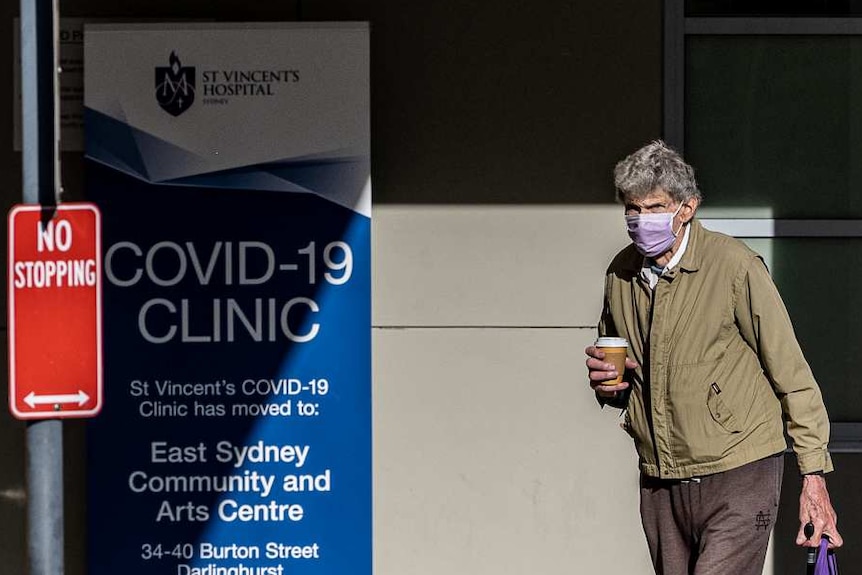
[[797, 450, 834, 475]]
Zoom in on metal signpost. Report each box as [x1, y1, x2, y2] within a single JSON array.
[[15, 1, 85, 575]]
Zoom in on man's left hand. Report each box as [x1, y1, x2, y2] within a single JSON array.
[[796, 474, 843, 549]]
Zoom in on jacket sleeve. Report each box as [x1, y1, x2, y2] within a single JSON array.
[[733, 256, 833, 475], [595, 274, 629, 409], [597, 273, 614, 338]]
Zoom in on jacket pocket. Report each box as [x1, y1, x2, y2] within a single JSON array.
[[706, 382, 742, 433]]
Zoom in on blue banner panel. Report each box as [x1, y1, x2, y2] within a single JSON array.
[[85, 24, 370, 575]]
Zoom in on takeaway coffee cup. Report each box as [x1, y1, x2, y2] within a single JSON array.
[[594, 337, 628, 385]]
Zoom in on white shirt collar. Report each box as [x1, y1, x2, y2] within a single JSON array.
[[639, 223, 691, 290]]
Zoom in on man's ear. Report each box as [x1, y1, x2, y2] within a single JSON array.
[[681, 198, 699, 223]]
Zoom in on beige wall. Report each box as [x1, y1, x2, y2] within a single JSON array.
[[372, 206, 653, 574]]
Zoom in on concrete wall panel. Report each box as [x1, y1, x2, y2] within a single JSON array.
[[373, 205, 629, 327], [373, 326, 651, 574]]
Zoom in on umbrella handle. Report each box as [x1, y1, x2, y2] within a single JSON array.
[[805, 522, 816, 575]]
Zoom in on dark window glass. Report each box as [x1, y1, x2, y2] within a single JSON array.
[[687, 0, 862, 16], [760, 237, 862, 422], [686, 36, 862, 218]]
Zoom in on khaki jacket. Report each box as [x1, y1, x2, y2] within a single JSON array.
[[600, 219, 832, 478]]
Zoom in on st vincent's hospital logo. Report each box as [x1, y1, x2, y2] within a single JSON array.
[[155, 51, 196, 116], [154, 51, 300, 116]]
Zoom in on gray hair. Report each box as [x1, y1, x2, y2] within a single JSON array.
[[613, 140, 702, 204]]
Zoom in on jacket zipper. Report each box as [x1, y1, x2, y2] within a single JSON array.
[[646, 281, 662, 476]]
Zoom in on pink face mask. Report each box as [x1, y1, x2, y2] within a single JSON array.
[[625, 203, 683, 257]]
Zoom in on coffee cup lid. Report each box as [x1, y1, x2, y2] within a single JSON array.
[[595, 336, 628, 347]]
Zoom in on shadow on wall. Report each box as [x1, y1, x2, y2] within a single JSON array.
[[12, 0, 662, 207]]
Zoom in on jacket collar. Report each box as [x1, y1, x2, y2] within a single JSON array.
[[657, 220, 702, 280], [676, 218, 703, 273]]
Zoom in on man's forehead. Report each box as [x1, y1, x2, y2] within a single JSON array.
[[626, 189, 673, 206]]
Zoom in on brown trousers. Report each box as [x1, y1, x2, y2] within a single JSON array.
[[640, 454, 784, 575]]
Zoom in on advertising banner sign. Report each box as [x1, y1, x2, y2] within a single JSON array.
[[84, 23, 370, 575]]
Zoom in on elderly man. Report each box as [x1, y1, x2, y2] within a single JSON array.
[[585, 140, 842, 575]]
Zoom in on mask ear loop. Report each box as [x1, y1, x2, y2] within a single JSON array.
[[671, 202, 686, 237]]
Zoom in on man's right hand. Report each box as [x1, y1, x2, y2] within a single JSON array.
[[584, 345, 637, 397]]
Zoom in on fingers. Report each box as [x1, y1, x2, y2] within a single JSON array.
[[585, 350, 618, 382], [815, 514, 844, 549], [592, 381, 630, 397], [796, 520, 843, 549], [795, 524, 810, 546], [585, 346, 639, 380], [584, 345, 603, 359], [796, 520, 824, 547], [827, 530, 844, 549], [587, 365, 619, 382], [585, 345, 637, 401], [797, 476, 843, 548]]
